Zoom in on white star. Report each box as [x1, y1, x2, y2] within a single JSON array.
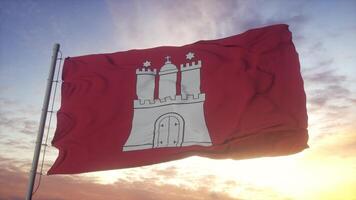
[[186, 52, 195, 60], [143, 60, 151, 67]]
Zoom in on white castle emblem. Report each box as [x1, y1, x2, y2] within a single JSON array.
[[123, 52, 212, 151]]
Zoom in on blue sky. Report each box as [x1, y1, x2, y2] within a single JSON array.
[[1, 0, 356, 199]]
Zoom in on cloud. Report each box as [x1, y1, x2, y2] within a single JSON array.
[[2, 139, 32, 151], [0, 97, 48, 161], [0, 155, 302, 200], [304, 127, 356, 160], [0, 97, 45, 137], [302, 55, 353, 110], [150, 166, 178, 179], [302, 62, 346, 85], [0, 160, 243, 200], [298, 34, 356, 143], [349, 98, 356, 104], [307, 84, 351, 108], [0, 112, 38, 136], [107, 0, 310, 50]]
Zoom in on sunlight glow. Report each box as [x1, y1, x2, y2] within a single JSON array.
[[90, 130, 356, 200]]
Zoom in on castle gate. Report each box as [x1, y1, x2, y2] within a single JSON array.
[[153, 113, 185, 148]]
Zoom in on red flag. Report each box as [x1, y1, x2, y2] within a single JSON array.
[[48, 24, 308, 174]]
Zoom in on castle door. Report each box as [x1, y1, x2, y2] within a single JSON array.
[[154, 113, 184, 148]]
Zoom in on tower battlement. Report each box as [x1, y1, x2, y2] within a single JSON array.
[[180, 60, 202, 71], [134, 93, 206, 109], [136, 68, 157, 75]]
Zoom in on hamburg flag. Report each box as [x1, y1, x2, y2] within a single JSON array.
[[48, 24, 308, 174]]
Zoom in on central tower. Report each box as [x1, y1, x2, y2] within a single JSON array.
[[159, 56, 178, 99]]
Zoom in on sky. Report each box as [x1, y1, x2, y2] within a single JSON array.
[[1, 0, 356, 199]]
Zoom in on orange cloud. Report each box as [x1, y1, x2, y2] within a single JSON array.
[[0, 160, 242, 200]]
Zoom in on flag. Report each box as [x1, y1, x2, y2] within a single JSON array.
[[48, 24, 308, 174]]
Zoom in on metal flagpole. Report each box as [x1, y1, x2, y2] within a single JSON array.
[[25, 43, 60, 200]]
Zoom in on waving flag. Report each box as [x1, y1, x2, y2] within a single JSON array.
[[48, 24, 308, 174]]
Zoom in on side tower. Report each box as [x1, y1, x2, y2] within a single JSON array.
[[136, 66, 156, 100], [159, 56, 178, 99], [124, 63, 157, 151], [180, 60, 202, 98]]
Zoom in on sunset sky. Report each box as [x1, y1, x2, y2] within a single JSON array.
[[1, 0, 356, 199]]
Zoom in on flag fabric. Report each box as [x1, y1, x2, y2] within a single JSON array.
[[48, 24, 308, 174]]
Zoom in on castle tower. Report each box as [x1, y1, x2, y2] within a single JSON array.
[[159, 56, 178, 99], [180, 60, 202, 97], [136, 65, 156, 100]]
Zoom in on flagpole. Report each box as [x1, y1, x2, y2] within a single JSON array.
[[25, 43, 60, 200]]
